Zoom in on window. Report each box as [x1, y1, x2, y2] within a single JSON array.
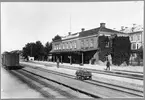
[[62, 43, 64, 49], [58, 44, 60, 50], [81, 40, 84, 49], [57, 45, 59, 50], [74, 41, 77, 49], [72, 41, 74, 49], [60, 44, 63, 50], [68, 42, 70, 49], [130, 36, 133, 41], [85, 39, 89, 48], [90, 39, 94, 47], [53, 45, 56, 50], [137, 44, 139, 49], [70, 42, 72, 49], [66, 43, 68, 49], [137, 35, 140, 41], [132, 43, 136, 50], [64, 43, 66, 49], [55, 45, 57, 50], [63, 43, 65, 49]]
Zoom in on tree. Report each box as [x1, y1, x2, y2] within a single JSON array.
[[44, 42, 52, 61], [111, 36, 131, 66], [22, 41, 45, 61], [35, 41, 45, 60], [22, 42, 36, 59]]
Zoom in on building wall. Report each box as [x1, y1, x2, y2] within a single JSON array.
[[129, 31, 143, 50], [79, 35, 98, 50], [52, 38, 79, 51], [129, 31, 144, 63], [99, 31, 128, 37]]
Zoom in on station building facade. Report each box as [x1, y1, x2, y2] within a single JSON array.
[[50, 23, 128, 65]]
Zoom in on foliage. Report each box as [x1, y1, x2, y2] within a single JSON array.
[[98, 36, 111, 62], [22, 41, 52, 61], [98, 35, 131, 66], [44, 42, 52, 60], [111, 36, 131, 65]]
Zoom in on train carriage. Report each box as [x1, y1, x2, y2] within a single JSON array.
[[2, 52, 20, 70]]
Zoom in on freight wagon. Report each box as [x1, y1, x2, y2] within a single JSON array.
[[2, 52, 20, 70]]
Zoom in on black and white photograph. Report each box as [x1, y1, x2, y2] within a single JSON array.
[[1, 1, 144, 99]]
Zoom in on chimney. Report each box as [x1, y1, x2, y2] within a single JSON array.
[[68, 32, 71, 35], [81, 28, 85, 32], [100, 23, 106, 27], [125, 27, 128, 29], [133, 24, 136, 28], [121, 26, 124, 30]]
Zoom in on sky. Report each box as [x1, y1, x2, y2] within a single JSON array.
[[1, 1, 144, 53]]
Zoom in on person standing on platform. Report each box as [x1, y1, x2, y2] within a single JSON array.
[[57, 58, 59, 68], [106, 59, 110, 71]]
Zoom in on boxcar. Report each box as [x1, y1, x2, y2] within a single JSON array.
[[2, 52, 19, 69]]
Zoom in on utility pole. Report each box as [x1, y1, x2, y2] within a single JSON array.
[[31, 45, 32, 57], [70, 13, 71, 33]]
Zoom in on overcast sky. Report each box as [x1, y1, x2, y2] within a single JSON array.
[[1, 1, 144, 53]]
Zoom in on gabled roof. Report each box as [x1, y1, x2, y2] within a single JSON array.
[[79, 28, 99, 37], [79, 27, 125, 37], [61, 32, 79, 40], [127, 31, 143, 35]]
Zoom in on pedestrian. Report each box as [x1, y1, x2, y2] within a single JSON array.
[[57, 58, 59, 68], [106, 59, 110, 71]]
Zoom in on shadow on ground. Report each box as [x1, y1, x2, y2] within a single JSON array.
[[4, 66, 25, 70]]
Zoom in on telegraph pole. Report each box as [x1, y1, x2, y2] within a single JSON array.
[[70, 13, 71, 33], [31, 45, 32, 57]]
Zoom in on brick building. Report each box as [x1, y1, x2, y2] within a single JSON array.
[[50, 23, 128, 65]]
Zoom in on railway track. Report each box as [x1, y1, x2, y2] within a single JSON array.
[[20, 64, 143, 97], [36, 62, 143, 80], [9, 69, 95, 98], [113, 69, 143, 74]]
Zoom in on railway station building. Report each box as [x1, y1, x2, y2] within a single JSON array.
[[50, 23, 128, 65]]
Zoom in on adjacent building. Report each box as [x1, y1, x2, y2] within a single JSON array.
[[50, 23, 128, 65], [120, 24, 144, 65]]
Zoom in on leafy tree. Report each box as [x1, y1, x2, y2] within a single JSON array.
[[111, 36, 131, 66], [22, 41, 45, 61], [22, 40, 52, 61], [22, 42, 36, 59], [44, 42, 52, 60], [35, 41, 45, 60]]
